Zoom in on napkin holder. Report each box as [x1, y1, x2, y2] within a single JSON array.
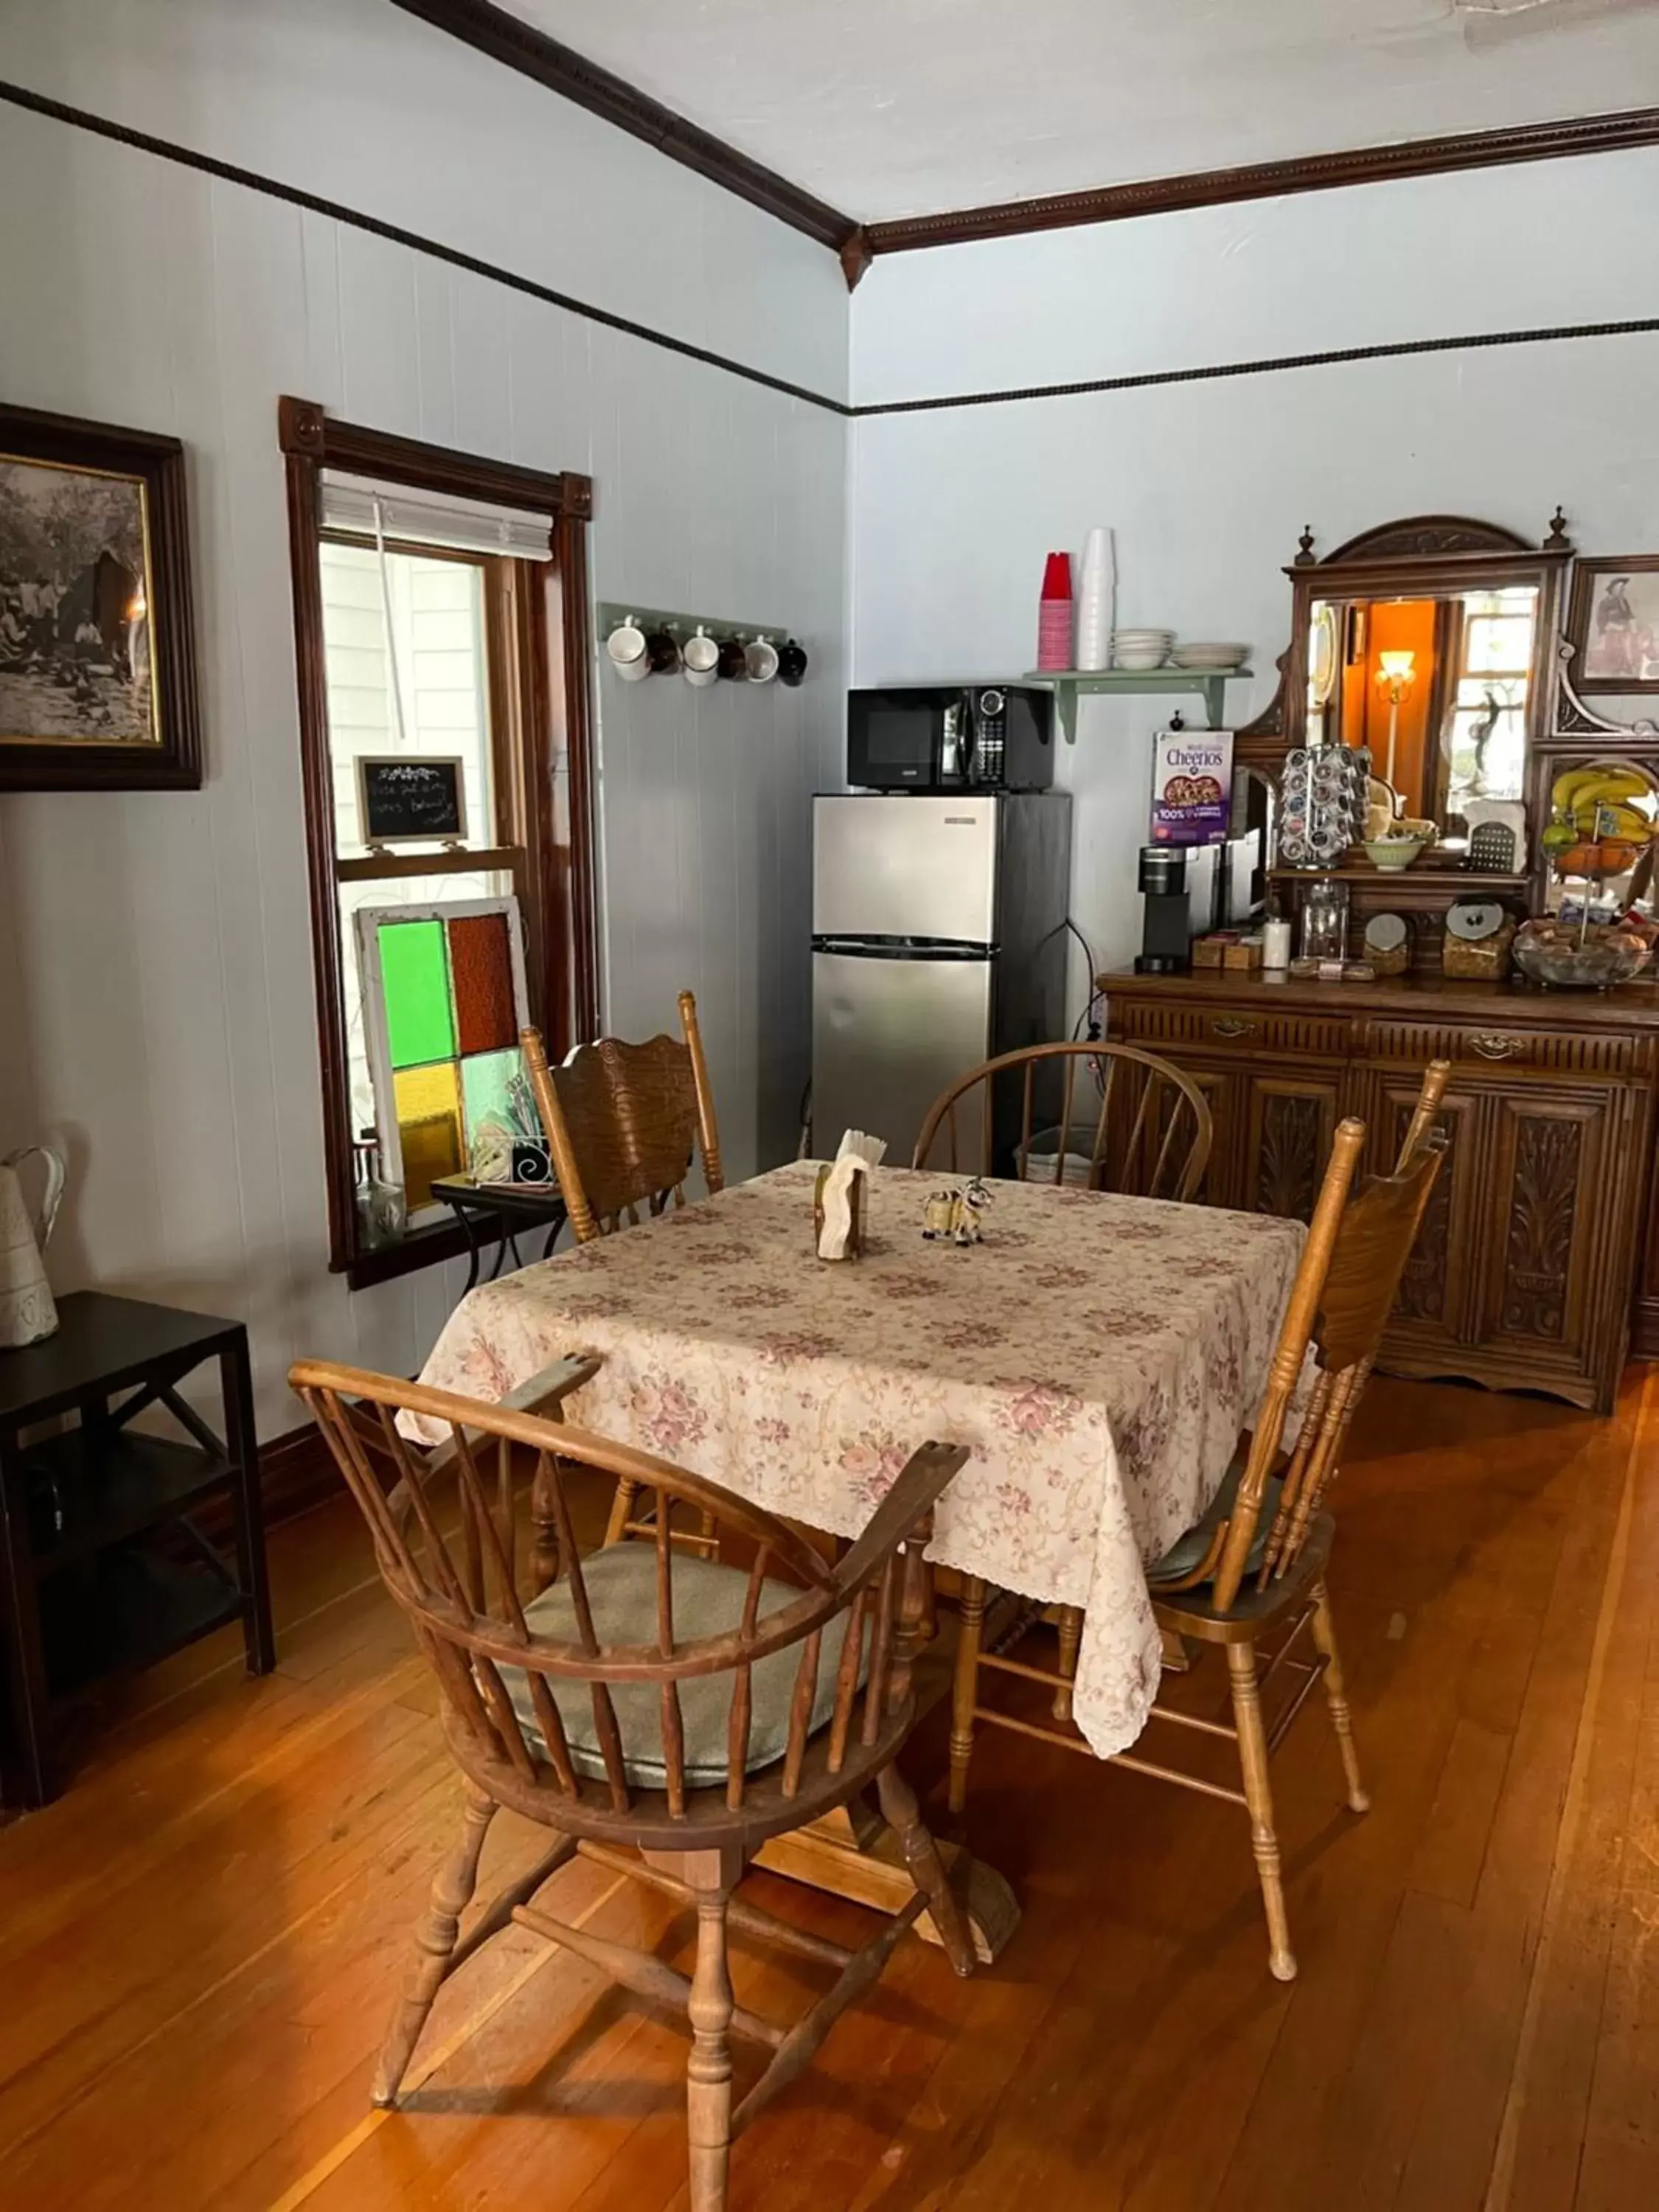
[[813, 1165, 864, 1260]]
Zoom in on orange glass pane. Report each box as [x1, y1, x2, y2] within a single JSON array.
[[393, 1061, 464, 1209]]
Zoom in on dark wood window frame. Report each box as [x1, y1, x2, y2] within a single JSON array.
[[278, 395, 597, 1290]]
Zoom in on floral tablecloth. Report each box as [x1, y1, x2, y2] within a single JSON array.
[[408, 1163, 1305, 1758]]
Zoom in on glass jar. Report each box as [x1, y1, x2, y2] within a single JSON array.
[[355, 1133, 407, 1248], [1300, 876, 1351, 962]]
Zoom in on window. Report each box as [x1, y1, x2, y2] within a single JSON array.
[[1441, 586, 1538, 813], [279, 399, 597, 1287]]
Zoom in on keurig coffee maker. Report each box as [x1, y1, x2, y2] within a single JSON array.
[[1135, 844, 1217, 973]]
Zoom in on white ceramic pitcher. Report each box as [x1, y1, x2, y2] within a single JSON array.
[[0, 1146, 66, 1348]]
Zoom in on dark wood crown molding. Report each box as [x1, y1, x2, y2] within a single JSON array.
[[388, 0, 858, 256], [860, 105, 1659, 260]]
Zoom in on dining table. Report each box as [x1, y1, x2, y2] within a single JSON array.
[[410, 1159, 1307, 1957]]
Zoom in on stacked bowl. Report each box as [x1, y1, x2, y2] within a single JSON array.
[[1170, 642, 1251, 672], [1112, 628, 1175, 670]]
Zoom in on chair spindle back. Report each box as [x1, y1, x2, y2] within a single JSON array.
[[913, 1041, 1213, 1201], [292, 1363, 966, 1831]]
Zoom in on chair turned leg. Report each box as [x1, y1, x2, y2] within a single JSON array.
[[604, 1475, 639, 1546], [374, 1784, 497, 2106], [686, 1890, 736, 2212], [877, 1762, 974, 1978], [1310, 1580, 1369, 1815], [1226, 1644, 1296, 1983], [949, 1576, 987, 1818], [1051, 1603, 1082, 1722]]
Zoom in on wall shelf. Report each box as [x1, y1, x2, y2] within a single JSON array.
[[1023, 667, 1253, 742]]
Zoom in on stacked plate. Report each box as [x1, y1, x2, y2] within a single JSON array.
[[1171, 641, 1251, 671], [1112, 627, 1175, 670]]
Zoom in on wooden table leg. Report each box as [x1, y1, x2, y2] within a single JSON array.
[[753, 1602, 1020, 1964]]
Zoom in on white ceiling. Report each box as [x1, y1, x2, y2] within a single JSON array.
[[495, 0, 1659, 220]]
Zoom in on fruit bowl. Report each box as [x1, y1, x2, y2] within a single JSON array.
[[1512, 919, 1652, 990]]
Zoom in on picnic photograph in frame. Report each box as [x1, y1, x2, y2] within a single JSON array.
[[0, 401, 201, 789], [1566, 554, 1659, 694]]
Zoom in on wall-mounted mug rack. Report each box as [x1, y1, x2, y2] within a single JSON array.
[[598, 602, 809, 689]]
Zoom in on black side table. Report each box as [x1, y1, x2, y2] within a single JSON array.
[[0, 1292, 276, 1808], [431, 1175, 568, 1293]]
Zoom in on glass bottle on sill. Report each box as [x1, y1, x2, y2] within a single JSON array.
[[355, 1132, 407, 1248]]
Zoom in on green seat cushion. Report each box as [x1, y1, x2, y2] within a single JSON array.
[[501, 1541, 852, 1792], [1147, 1462, 1284, 1587]]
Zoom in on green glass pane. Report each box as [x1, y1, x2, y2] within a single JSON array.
[[380, 919, 455, 1068], [461, 1046, 528, 1171]]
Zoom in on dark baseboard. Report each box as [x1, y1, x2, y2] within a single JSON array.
[[1629, 1298, 1659, 1365], [257, 1418, 339, 1528]]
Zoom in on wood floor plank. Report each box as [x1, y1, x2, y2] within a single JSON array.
[[3, 1380, 1657, 2212]]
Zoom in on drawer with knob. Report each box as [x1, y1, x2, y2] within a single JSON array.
[[1360, 1019, 1655, 1079], [1111, 1001, 1352, 1062]]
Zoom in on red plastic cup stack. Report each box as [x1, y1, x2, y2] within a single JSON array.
[[1037, 551, 1074, 671]]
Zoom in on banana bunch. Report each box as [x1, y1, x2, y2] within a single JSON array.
[[1548, 763, 1655, 842]]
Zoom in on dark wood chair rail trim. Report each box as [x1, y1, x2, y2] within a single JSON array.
[[0, 80, 849, 417], [13, 77, 1659, 414], [388, 0, 858, 254]]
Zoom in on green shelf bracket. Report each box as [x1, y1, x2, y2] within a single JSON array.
[[1023, 669, 1253, 742]]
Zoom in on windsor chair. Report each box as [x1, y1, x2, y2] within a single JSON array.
[[947, 1072, 1447, 1980], [913, 1040, 1213, 1200], [292, 1359, 973, 2212]]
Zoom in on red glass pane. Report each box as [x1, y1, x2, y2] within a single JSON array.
[[448, 912, 515, 1055]]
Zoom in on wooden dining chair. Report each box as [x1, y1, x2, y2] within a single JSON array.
[[291, 1359, 973, 2212], [522, 990, 724, 1544], [523, 988, 724, 1243], [948, 1094, 1447, 1980], [913, 1040, 1214, 1202]]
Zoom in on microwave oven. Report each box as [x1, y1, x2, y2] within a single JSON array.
[[846, 684, 1055, 792]]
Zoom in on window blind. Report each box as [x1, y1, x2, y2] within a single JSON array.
[[320, 470, 554, 561]]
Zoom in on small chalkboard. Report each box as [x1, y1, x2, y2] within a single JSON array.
[[356, 755, 467, 846]]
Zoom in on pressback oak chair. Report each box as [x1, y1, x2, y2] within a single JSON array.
[[523, 988, 724, 1242], [913, 1040, 1214, 1202], [523, 989, 724, 1543], [948, 1065, 1450, 1980], [292, 1359, 973, 2212]]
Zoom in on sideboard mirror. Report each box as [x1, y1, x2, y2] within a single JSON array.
[[1276, 515, 1571, 852]]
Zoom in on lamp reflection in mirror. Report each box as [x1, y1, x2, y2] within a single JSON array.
[[1374, 650, 1417, 790]]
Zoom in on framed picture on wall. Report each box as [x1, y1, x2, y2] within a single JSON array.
[[1566, 555, 1659, 694], [0, 401, 202, 789]]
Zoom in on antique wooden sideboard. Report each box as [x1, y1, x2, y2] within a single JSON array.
[[1102, 965, 1659, 1413]]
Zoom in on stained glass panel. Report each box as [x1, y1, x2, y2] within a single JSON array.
[[460, 1046, 528, 1169], [393, 1061, 464, 1208], [380, 919, 456, 1068], [448, 911, 516, 1055]]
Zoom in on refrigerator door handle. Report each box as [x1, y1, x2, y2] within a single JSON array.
[[810, 935, 997, 961]]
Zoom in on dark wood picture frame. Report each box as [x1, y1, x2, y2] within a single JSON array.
[[1565, 555, 1659, 695], [0, 401, 202, 791], [277, 395, 597, 1288]]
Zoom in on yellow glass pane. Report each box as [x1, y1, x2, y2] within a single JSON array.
[[394, 1061, 463, 1210]]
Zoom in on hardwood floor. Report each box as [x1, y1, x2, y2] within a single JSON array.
[[2, 1369, 1655, 2210]]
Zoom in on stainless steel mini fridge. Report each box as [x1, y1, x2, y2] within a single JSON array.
[[811, 791, 1072, 1165]]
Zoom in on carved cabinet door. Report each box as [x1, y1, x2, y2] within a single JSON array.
[[1366, 1075, 1483, 1353], [1478, 1091, 1613, 1379], [1242, 1074, 1341, 1224], [1166, 1060, 1244, 1209]]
